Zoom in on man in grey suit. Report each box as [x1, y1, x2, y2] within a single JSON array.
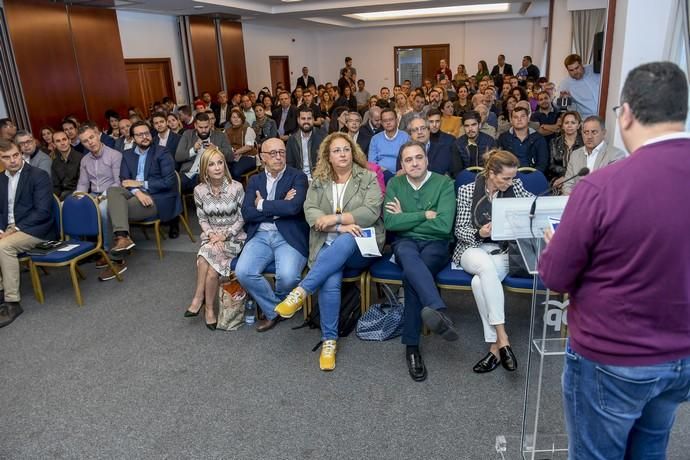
[[175, 112, 233, 193], [562, 116, 626, 195], [14, 130, 52, 178]]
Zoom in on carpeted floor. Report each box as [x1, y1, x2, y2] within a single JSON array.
[[0, 230, 688, 459]]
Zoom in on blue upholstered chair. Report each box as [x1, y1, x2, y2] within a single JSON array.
[[516, 169, 548, 195], [28, 193, 122, 306], [454, 166, 482, 190]]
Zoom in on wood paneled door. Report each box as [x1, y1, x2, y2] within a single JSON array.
[[269, 56, 290, 94], [125, 59, 175, 118], [394, 44, 450, 87]]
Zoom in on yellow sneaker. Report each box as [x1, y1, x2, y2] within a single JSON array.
[[319, 340, 337, 371], [274, 288, 305, 318]]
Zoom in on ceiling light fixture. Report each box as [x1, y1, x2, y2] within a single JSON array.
[[346, 3, 511, 21]]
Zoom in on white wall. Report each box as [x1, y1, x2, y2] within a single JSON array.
[[605, 0, 677, 149], [116, 10, 187, 104], [243, 18, 545, 94], [548, 0, 573, 85], [242, 22, 318, 93]]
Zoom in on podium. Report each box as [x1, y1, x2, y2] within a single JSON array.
[[491, 197, 570, 460]]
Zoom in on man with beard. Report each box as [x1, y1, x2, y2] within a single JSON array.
[[451, 110, 496, 174], [383, 140, 457, 381], [175, 112, 232, 193], [360, 106, 383, 141], [425, 108, 455, 176], [285, 107, 324, 180], [101, 121, 179, 280], [300, 89, 324, 128], [51, 130, 83, 199], [151, 111, 180, 163]]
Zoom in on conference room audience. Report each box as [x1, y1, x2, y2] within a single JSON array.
[[103, 121, 179, 280], [185, 147, 246, 330], [286, 107, 325, 181], [75, 123, 122, 259], [561, 116, 626, 195], [384, 140, 457, 382], [225, 108, 258, 180], [51, 130, 83, 200], [39, 127, 56, 158], [451, 110, 497, 173], [14, 130, 52, 178], [274, 132, 384, 371], [548, 111, 584, 187], [0, 139, 54, 328], [234, 137, 309, 332], [498, 106, 548, 172], [453, 149, 532, 373]]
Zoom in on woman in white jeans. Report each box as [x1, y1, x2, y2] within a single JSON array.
[[452, 149, 532, 373]]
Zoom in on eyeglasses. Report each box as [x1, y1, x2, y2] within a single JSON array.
[[133, 132, 151, 138], [410, 126, 429, 132], [17, 139, 34, 146], [330, 147, 352, 155], [612, 105, 622, 117], [261, 149, 286, 157]]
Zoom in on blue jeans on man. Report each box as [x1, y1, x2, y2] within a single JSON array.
[[234, 231, 307, 321], [393, 238, 450, 346], [563, 339, 690, 459], [300, 233, 371, 341]]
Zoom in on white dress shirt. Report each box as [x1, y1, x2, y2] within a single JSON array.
[[5, 165, 23, 228]]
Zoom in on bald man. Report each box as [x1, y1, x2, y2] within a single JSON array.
[[234, 138, 309, 333]]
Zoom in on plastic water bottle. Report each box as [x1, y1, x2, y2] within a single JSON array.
[[245, 299, 256, 325]]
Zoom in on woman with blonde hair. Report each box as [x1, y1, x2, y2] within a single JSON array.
[[274, 132, 385, 371], [453, 149, 532, 373], [184, 147, 246, 330]]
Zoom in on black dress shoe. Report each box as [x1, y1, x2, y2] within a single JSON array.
[[256, 316, 281, 332], [420, 307, 459, 341], [0, 302, 23, 328], [406, 350, 428, 382], [499, 345, 518, 371], [206, 322, 217, 331], [168, 224, 180, 239], [184, 303, 203, 317], [473, 352, 500, 373]]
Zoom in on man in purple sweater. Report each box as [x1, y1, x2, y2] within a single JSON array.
[[539, 61, 690, 459]]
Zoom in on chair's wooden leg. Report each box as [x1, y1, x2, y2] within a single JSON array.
[[69, 262, 83, 306], [180, 215, 196, 242], [29, 262, 45, 304], [182, 196, 189, 223], [359, 274, 367, 315], [154, 222, 163, 259]]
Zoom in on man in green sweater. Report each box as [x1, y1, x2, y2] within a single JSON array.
[[384, 140, 457, 382]]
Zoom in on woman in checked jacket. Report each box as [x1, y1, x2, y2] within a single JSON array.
[[452, 149, 533, 374]]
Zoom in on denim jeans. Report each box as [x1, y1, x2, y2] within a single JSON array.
[[234, 231, 307, 321], [563, 339, 690, 460], [392, 238, 449, 346], [301, 233, 371, 341]]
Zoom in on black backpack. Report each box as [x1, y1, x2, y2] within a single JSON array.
[[293, 285, 362, 351]]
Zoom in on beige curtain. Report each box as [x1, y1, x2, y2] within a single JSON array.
[[571, 9, 607, 64]]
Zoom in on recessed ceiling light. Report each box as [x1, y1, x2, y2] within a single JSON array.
[[346, 3, 511, 21], [193, 5, 205, 8], [281, 0, 303, 2]]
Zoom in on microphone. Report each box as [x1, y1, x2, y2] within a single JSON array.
[[528, 167, 589, 237]]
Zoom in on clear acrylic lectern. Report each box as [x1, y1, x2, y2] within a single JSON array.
[[490, 197, 570, 460]]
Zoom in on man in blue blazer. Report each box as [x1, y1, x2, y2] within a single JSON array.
[[152, 111, 181, 164], [102, 121, 180, 280], [235, 137, 309, 332], [0, 139, 54, 327]]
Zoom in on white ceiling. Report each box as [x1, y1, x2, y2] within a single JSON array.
[[100, 0, 549, 29]]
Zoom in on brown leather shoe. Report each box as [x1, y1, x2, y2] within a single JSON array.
[[98, 260, 127, 281], [256, 316, 281, 332], [95, 256, 108, 269], [110, 235, 135, 257]]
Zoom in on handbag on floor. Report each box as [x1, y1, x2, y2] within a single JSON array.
[[217, 278, 245, 331], [356, 284, 404, 341]]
